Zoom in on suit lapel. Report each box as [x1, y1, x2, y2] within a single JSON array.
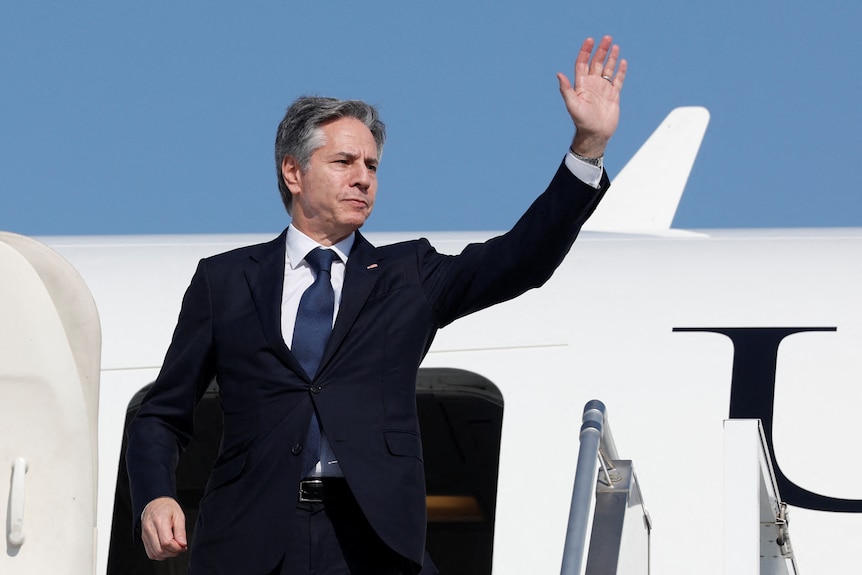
[[244, 229, 307, 377], [318, 232, 381, 373]]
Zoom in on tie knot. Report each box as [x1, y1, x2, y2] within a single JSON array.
[[304, 247, 336, 275]]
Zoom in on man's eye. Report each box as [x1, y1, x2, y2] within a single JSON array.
[[367, 164, 378, 173]]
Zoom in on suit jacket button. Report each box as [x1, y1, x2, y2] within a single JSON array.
[[311, 384, 322, 394], [291, 443, 303, 455]]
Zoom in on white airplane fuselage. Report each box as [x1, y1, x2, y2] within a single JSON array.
[[6, 106, 860, 574], [40, 225, 862, 574]]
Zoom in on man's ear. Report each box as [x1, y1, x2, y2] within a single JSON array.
[[281, 156, 302, 195]]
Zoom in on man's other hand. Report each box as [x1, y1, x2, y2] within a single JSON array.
[[141, 496, 189, 560]]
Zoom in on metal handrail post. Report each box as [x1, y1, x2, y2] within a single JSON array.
[[560, 400, 607, 575]]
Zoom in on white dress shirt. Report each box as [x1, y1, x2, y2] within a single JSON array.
[[281, 224, 354, 477]]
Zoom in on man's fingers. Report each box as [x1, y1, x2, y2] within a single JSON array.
[[157, 518, 185, 553], [556, 72, 572, 93], [173, 509, 188, 547], [590, 35, 613, 75], [613, 59, 628, 92], [573, 37, 595, 83], [557, 72, 580, 119], [603, 44, 620, 80], [573, 36, 623, 91], [141, 497, 188, 560], [142, 523, 180, 560]]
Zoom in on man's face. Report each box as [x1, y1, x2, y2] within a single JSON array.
[[282, 117, 379, 245]]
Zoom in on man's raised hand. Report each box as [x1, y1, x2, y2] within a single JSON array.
[[557, 36, 627, 158]]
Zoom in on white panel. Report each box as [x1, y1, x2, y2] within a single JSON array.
[[0, 233, 100, 575]]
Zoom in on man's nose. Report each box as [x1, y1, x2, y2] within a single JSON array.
[[352, 165, 373, 190]]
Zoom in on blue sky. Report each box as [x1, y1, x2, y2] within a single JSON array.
[[1, 1, 860, 235]]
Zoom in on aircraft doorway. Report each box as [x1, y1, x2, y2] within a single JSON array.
[[107, 368, 503, 575]]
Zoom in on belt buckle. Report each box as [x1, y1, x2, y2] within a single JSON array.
[[298, 479, 325, 503]]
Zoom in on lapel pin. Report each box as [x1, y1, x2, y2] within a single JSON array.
[[366, 263, 378, 270]]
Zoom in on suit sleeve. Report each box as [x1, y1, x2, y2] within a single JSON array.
[[125, 259, 217, 528], [420, 160, 609, 326]]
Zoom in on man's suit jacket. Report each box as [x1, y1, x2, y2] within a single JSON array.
[[126, 161, 609, 574]]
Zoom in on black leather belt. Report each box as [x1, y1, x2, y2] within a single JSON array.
[[298, 477, 350, 503]]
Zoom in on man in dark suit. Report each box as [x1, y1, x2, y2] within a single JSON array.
[[126, 36, 626, 574]]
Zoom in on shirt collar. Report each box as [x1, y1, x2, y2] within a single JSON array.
[[286, 224, 354, 270]]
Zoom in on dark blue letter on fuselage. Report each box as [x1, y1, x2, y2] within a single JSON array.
[[674, 326, 862, 512]]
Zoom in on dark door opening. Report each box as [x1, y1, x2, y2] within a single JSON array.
[[107, 368, 503, 574]]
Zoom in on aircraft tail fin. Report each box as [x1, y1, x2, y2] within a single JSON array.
[[582, 106, 710, 233]]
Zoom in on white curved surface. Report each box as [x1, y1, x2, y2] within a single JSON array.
[[0, 233, 99, 574]]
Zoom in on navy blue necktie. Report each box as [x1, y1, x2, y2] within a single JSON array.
[[292, 247, 336, 475]]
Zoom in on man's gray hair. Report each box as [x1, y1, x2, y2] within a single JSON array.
[[275, 96, 386, 214]]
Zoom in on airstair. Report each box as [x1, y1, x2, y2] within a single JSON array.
[[560, 401, 798, 575], [724, 419, 799, 575]]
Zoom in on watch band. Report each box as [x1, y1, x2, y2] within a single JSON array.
[[569, 148, 603, 168]]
